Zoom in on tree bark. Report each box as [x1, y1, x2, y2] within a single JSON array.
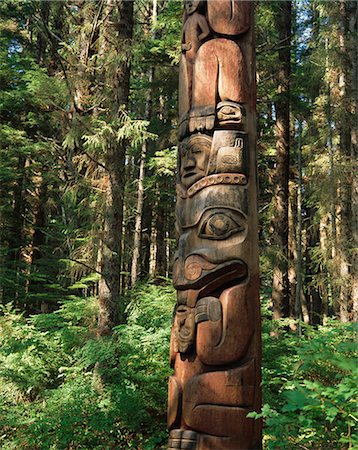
[[350, 1, 358, 320], [140, 198, 152, 279], [131, 141, 147, 285], [271, 1, 291, 320], [295, 121, 303, 334], [131, 0, 157, 285], [154, 192, 166, 278], [336, 0, 355, 321], [97, 0, 134, 335]]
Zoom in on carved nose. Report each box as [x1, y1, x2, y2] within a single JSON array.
[[183, 156, 196, 170]]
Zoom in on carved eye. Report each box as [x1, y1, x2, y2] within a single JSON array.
[[199, 211, 245, 240], [190, 145, 202, 154]]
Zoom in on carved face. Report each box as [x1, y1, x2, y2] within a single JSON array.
[[173, 183, 249, 305], [179, 135, 212, 189], [184, 0, 203, 15], [173, 305, 196, 353], [173, 209, 248, 291]]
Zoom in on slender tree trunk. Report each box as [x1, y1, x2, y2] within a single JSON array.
[[288, 180, 297, 319], [131, 61, 155, 284], [336, 0, 354, 322], [288, 168, 308, 325], [131, 141, 147, 285], [304, 6, 323, 324], [350, 1, 358, 320], [271, 1, 291, 320], [154, 193, 166, 277], [131, 0, 157, 285], [325, 36, 339, 317], [35, 1, 49, 66], [98, 0, 134, 335], [320, 214, 330, 321], [295, 121, 303, 335], [305, 203, 323, 325], [140, 200, 152, 278]]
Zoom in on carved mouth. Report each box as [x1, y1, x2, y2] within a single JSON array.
[[198, 263, 248, 299], [174, 259, 247, 294], [183, 171, 197, 179]]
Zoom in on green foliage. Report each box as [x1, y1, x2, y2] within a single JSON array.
[[0, 281, 174, 449], [82, 112, 156, 153], [148, 147, 177, 178], [255, 320, 357, 449], [1, 285, 355, 449]]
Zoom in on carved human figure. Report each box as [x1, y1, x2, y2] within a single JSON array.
[[179, 0, 209, 135], [179, 37, 248, 138], [182, 0, 210, 66], [179, 0, 250, 139]]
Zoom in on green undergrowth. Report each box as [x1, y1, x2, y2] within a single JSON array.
[[259, 318, 357, 449], [0, 282, 356, 449], [0, 282, 174, 449]]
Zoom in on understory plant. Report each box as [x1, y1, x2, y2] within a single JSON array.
[[0, 284, 356, 449], [257, 320, 357, 449]]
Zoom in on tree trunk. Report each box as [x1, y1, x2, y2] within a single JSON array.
[[140, 198, 152, 279], [288, 180, 297, 320], [131, 0, 157, 285], [304, 7, 323, 325], [131, 141, 147, 285], [97, 0, 134, 335], [28, 176, 48, 313], [35, 1, 49, 66], [324, 37, 339, 317], [154, 193, 166, 278], [336, 0, 355, 322], [271, 1, 291, 320], [131, 65, 155, 284], [319, 214, 330, 321], [350, 1, 358, 320], [295, 121, 303, 334]]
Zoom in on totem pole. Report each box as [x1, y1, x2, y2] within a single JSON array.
[[167, 0, 261, 449]]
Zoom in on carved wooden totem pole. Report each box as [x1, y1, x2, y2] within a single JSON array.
[[167, 1, 261, 449]]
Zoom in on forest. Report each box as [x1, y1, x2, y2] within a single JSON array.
[[0, 0, 357, 449]]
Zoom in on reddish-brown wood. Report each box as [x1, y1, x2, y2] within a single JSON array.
[[168, 2, 261, 449]]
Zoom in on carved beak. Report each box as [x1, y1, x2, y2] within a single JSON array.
[[173, 256, 247, 293]]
